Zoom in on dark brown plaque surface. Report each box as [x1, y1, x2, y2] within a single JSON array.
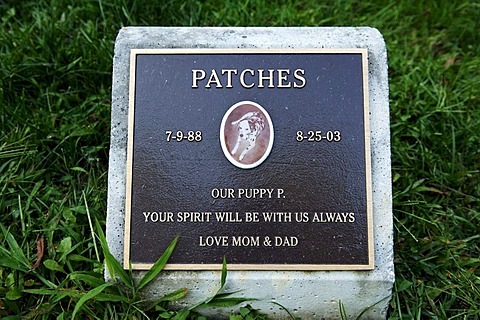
[[124, 49, 373, 270]]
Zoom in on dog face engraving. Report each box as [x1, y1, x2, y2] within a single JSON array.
[[230, 112, 265, 161], [220, 101, 274, 169]]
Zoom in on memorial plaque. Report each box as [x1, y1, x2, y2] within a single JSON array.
[[124, 48, 373, 270]]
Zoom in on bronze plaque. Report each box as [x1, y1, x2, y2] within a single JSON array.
[[124, 49, 373, 270]]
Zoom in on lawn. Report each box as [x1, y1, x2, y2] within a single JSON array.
[[0, 0, 479, 319]]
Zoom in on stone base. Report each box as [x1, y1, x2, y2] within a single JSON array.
[[106, 27, 394, 319]]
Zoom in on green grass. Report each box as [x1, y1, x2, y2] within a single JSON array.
[[1, 0, 479, 318]]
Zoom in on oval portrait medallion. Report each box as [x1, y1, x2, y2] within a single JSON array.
[[220, 101, 274, 169]]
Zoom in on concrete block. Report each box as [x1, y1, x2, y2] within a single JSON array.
[[107, 27, 393, 319]]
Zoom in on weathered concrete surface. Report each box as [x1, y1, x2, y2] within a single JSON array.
[[106, 27, 393, 319]]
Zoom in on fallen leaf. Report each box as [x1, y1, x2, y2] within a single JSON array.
[[32, 235, 44, 269]]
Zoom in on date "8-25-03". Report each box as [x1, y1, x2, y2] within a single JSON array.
[[296, 130, 341, 142]]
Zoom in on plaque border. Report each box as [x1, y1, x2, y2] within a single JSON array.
[[124, 48, 373, 271]]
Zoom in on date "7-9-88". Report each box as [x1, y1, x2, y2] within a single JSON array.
[[296, 130, 341, 142], [165, 130, 202, 142]]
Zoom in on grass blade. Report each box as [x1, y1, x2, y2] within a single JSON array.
[[339, 300, 348, 320], [172, 309, 190, 320], [95, 219, 134, 290], [270, 301, 299, 319], [69, 273, 105, 287], [0, 254, 29, 272], [144, 288, 188, 311], [157, 288, 188, 302], [200, 297, 256, 308], [202, 256, 228, 305], [83, 191, 100, 262], [71, 282, 115, 319], [136, 235, 179, 291], [355, 296, 390, 320], [190, 258, 256, 311], [93, 293, 130, 303], [23, 288, 57, 295], [0, 224, 30, 270], [220, 256, 227, 289]]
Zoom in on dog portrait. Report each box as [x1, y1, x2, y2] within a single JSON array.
[[220, 101, 274, 169]]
